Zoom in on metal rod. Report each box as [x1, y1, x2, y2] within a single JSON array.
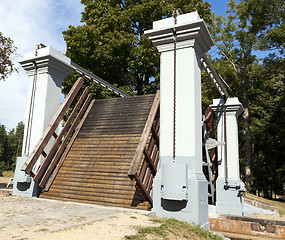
[[224, 101, 228, 186]]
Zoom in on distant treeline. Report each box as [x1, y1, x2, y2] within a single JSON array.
[[0, 122, 24, 172]]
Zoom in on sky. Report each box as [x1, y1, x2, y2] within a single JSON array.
[[0, 0, 229, 131]]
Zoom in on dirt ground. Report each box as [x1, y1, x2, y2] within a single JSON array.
[[0, 194, 160, 240], [0, 177, 161, 240], [1, 177, 284, 240]]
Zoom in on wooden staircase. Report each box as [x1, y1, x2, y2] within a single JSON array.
[[21, 78, 160, 210], [41, 94, 158, 209]]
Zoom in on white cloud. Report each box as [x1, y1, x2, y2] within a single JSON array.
[[0, 0, 84, 130]]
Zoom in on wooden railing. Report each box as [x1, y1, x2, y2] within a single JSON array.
[[21, 78, 95, 191], [128, 91, 160, 206], [202, 107, 218, 204]]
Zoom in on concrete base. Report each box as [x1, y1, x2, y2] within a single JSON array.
[[215, 177, 245, 216], [153, 157, 209, 230], [12, 157, 41, 197]]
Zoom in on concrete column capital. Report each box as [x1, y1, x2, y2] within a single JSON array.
[[144, 11, 213, 54], [19, 46, 74, 79], [210, 97, 244, 118]]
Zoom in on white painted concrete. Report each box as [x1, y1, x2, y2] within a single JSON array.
[[13, 46, 73, 197], [210, 98, 245, 215], [20, 46, 73, 158], [145, 11, 213, 229]]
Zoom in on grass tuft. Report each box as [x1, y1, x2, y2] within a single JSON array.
[[125, 218, 225, 240]]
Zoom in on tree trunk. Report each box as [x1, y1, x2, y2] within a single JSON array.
[[136, 73, 144, 95]]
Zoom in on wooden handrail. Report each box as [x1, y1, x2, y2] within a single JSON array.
[[43, 99, 95, 191], [33, 87, 89, 184], [21, 78, 84, 175], [39, 93, 93, 188], [128, 90, 160, 179]]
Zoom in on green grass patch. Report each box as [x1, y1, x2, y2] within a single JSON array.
[[2, 170, 14, 177], [246, 193, 285, 216], [125, 218, 225, 240]]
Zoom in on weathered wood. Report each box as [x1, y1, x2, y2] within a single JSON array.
[[143, 148, 157, 174], [128, 90, 160, 178], [151, 125, 159, 144], [134, 174, 153, 206], [40, 94, 156, 210], [21, 78, 84, 174], [43, 99, 96, 191], [34, 87, 89, 184], [41, 96, 94, 189], [52, 132, 58, 139]]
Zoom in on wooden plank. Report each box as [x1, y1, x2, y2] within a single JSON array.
[[41, 195, 150, 210], [134, 174, 153, 206], [21, 78, 84, 174], [143, 148, 156, 174], [43, 99, 95, 191], [39, 94, 93, 188], [34, 87, 89, 184], [41, 193, 149, 210], [128, 90, 160, 178], [151, 125, 159, 144]]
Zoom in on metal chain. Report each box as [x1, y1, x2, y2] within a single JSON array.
[[173, 10, 178, 161], [23, 61, 37, 156], [223, 101, 228, 185]]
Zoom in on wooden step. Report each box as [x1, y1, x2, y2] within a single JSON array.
[[40, 94, 156, 210]]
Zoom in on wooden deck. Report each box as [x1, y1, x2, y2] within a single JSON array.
[[41, 94, 156, 210]]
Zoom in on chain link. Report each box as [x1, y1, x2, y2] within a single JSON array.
[[223, 101, 228, 185], [24, 61, 37, 156], [173, 10, 177, 161]]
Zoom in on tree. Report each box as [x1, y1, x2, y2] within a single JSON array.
[[0, 124, 8, 171], [0, 122, 24, 172], [209, 0, 259, 186], [209, 0, 285, 197], [245, 0, 285, 55], [0, 32, 17, 81], [63, 0, 212, 96], [7, 121, 24, 169]]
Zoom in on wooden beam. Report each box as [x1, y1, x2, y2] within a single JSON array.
[[52, 132, 58, 139], [43, 99, 95, 191], [143, 148, 156, 175], [128, 90, 160, 178], [21, 78, 84, 174], [33, 87, 89, 184], [39, 94, 93, 189], [134, 174, 153, 206], [151, 125, 159, 144]]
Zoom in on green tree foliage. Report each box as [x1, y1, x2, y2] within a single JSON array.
[[0, 32, 17, 81], [245, 0, 285, 55], [209, 0, 259, 185], [63, 0, 212, 96], [0, 122, 24, 171], [209, 0, 284, 197], [242, 0, 285, 197]]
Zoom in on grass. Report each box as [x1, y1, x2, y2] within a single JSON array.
[[2, 170, 14, 177], [246, 193, 285, 216], [125, 218, 225, 240]]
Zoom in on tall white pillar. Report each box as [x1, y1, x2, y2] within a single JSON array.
[[20, 46, 74, 157], [145, 12, 213, 229], [210, 98, 245, 215], [13, 46, 73, 197]]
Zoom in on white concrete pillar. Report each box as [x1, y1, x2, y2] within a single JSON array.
[[210, 97, 245, 215], [13, 46, 73, 197], [20, 46, 73, 158], [145, 12, 213, 229]]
